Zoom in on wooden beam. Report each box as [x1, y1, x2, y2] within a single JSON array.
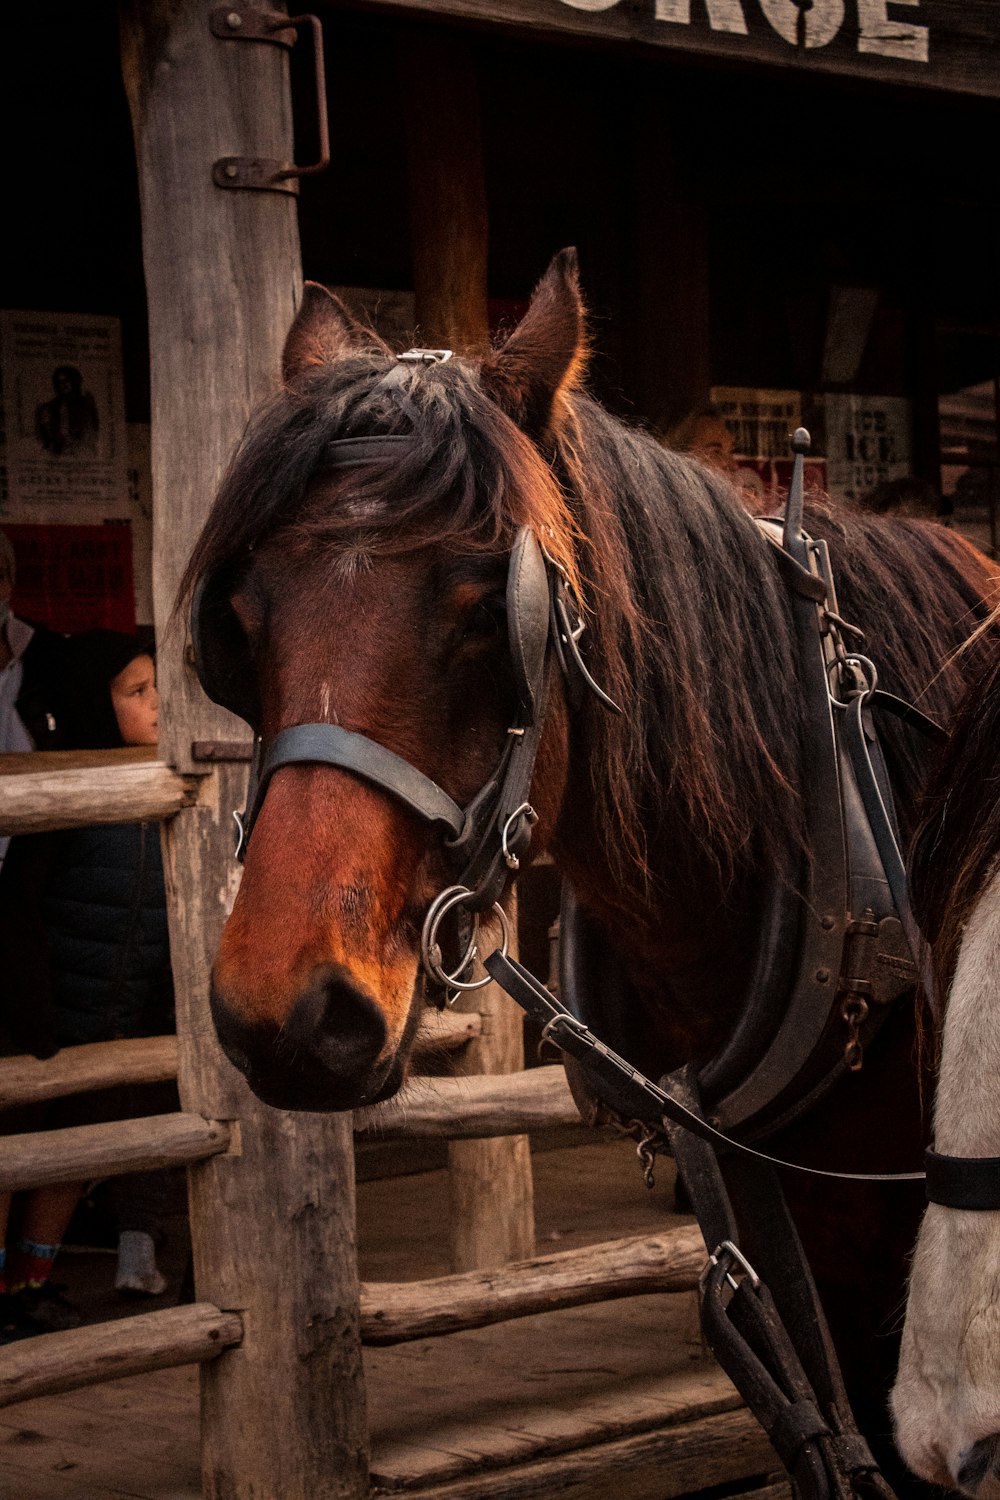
[[371, 1406, 776, 1500], [355, 1064, 582, 1140], [413, 1007, 483, 1059], [0, 760, 200, 836], [120, 2, 370, 1493], [354, 0, 1000, 102], [0, 1113, 231, 1192], [0, 1036, 178, 1111], [360, 1225, 704, 1343], [0, 1304, 243, 1409]]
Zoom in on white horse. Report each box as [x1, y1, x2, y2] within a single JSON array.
[[890, 650, 1000, 1498]]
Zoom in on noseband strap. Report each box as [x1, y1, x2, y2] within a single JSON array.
[[238, 723, 466, 856]]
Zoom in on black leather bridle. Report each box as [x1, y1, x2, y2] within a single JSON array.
[[191, 348, 618, 999]]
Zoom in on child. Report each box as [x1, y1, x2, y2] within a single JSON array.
[[0, 632, 175, 1337]]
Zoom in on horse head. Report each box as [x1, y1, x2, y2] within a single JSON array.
[[187, 253, 591, 1110]]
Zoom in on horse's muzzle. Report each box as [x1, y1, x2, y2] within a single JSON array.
[[210, 962, 399, 1111]]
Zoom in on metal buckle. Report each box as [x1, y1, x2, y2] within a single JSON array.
[[420, 885, 511, 998], [233, 810, 247, 862], [700, 1239, 762, 1294], [397, 349, 453, 364]]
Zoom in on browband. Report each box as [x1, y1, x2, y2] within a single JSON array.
[[319, 434, 417, 468]]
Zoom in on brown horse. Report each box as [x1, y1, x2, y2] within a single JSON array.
[[183, 251, 997, 1475]]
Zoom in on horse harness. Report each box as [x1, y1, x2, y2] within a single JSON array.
[[191, 353, 998, 1500]]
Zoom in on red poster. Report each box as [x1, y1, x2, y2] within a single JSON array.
[[4, 522, 136, 632]]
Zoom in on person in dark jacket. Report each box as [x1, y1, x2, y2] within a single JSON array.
[[0, 632, 174, 1338]]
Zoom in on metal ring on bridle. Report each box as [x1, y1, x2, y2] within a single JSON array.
[[420, 884, 512, 992], [829, 652, 878, 704], [501, 802, 538, 871]]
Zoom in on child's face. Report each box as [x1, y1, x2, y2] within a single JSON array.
[[111, 654, 159, 746]]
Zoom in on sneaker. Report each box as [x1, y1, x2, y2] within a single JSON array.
[[14, 1283, 83, 1333], [115, 1231, 167, 1297]]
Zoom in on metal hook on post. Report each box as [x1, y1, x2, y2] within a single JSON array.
[[210, 7, 330, 194]]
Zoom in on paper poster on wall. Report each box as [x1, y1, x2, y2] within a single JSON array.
[[823, 394, 912, 504], [0, 310, 128, 520], [711, 387, 803, 460], [3, 522, 136, 633]]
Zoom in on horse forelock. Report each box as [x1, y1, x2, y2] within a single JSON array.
[[179, 354, 581, 610]]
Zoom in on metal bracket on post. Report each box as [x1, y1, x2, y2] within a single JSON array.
[[209, 7, 329, 194]]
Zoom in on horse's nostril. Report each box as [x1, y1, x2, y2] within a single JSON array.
[[957, 1434, 1000, 1497], [284, 964, 388, 1078]]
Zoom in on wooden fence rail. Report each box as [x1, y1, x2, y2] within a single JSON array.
[[359, 1226, 704, 1344], [354, 1065, 582, 1141], [0, 1113, 231, 1191], [0, 1011, 482, 1111], [0, 1304, 243, 1407], [0, 758, 201, 836]]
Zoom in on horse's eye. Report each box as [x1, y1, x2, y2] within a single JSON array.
[[459, 597, 506, 649]]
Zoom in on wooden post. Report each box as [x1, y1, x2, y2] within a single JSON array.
[[397, 32, 535, 1272], [119, 6, 368, 1497]]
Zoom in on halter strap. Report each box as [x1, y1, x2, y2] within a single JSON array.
[[924, 1149, 1000, 1210]]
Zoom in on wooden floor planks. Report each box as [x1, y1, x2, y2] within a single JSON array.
[[0, 1141, 782, 1500]]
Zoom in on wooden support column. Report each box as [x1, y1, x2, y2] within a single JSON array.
[[119, 7, 368, 1497], [628, 92, 711, 434], [398, 31, 535, 1272]]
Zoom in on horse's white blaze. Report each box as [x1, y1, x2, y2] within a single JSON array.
[[891, 867, 1000, 1497]]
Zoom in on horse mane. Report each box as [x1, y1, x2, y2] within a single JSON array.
[[909, 614, 1000, 1009], [182, 350, 999, 911]]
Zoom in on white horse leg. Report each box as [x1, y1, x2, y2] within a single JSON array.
[[891, 868, 1000, 1497]]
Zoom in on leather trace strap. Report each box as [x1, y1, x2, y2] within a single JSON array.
[[484, 950, 924, 1186], [663, 1069, 893, 1500], [924, 1148, 1000, 1210]]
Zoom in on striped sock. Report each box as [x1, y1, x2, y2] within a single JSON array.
[[8, 1236, 60, 1292]]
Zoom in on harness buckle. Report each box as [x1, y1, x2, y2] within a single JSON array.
[[396, 348, 453, 365], [701, 1240, 762, 1295]]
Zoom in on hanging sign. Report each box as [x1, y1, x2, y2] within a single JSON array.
[[823, 394, 912, 503], [361, 2, 998, 99]]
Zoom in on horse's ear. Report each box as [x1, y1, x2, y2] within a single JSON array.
[[481, 248, 587, 438], [282, 282, 390, 380]]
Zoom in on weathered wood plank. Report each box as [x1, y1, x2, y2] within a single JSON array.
[[371, 1405, 776, 1499], [360, 1225, 704, 1343], [120, 2, 370, 1494], [0, 761, 200, 836], [0, 1113, 231, 1192], [355, 1064, 582, 1140], [0, 1036, 178, 1110], [413, 1008, 483, 1059], [0, 1305, 242, 1409], [354, 0, 1000, 101]]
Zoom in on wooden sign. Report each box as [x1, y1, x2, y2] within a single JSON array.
[[365, 1, 999, 98]]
